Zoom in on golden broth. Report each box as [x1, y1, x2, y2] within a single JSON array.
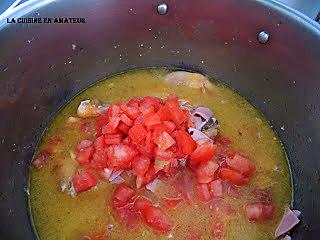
[[30, 69, 291, 240]]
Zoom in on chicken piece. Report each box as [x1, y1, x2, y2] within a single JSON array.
[[164, 71, 213, 91], [77, 99, 107, 118]]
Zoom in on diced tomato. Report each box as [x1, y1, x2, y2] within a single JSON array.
[[165, 95, 179, 108], [226, 149, 236, 159], [97, 168, 112, 181], [128, 124, 147, 144], [95, 113, 108, 136], [76, 147, 94, 165], [107, 105, 121, 119], [136, 141, 156, 159], [212, 220, 224, 238], [153, 131, 176, 151], [94, 136, 105, 150], [133, 197, 153, 213], [154, 147, 175, 160], [197, 183, 212, 202], [106, 144, 136, 168], [132, 155, 150, 176], [209, 179, 223, 197], [136, 164, 158, 188], [173, 130, 197, 155], [244, 203, 274, 222], [120, 113, 133, 127], [127, 97, 140, 108], [115, 204, 140, 228], [215, 136, 232, 145], [196, 161, 218, 183], [32, 150, 51, 169], [162, 196, 183, 208], [73, 171, 98, 193], [190, 142, 217, 163], [140, 96, 163, 111], [117, 122, 130, 134], [139, 105, 155, 115], [77, 139, 93, 151], [226, 153, 256, 177], [104, 134, 123, 145], [157, 105, 171, 121], [163, 121, 176, 133], [124, 106, 140, 120], [102, 117, 120, 134], [220, 168, 249, 186], [170, 107, 186, 126], [112, 185, 136, 208], [143, 205, 173, 233], [143, 113, 161, 126], [91, 149, 108, 169]]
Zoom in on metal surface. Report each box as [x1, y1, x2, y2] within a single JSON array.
[[257, 31, 270, 43], [277, 0, 320, 20], [0, 0, 320, 239], [157, 3, 168, 15]]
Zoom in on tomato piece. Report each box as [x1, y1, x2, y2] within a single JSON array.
[[143, 112, 161, 126], [112, 185, 136, 208], [196, 161, 218, 183], [107, 105, 121, 118], [165, 95, 179, 108], [76, 146, 94, 165], [209, 179, 224, 197], [215, 136, 232, 145], [106, 144, 137, 168], [226, 149, 236, 159], [127, 97, 140, 108], [244, 203, 274, 222], [170, 107, 186, 126], [104, 134, 123, 145], [173, 130, 197, 155], [139, 105, 155, 115], [132, 155, 150, 176], [163, 121, 176, 133], [117, 122, 130, 134], [190, 142, 217, 163], [143, 205, 173, 233], [32, 150, 51, 169], [197, 183, 212, 202], [77, 139, 93, 151], [133, 197, 153, 213], [173, 172, 195, 205], [154, 147, 175, 160], [136, 164, 158, 188], [157, 105, 171, 121], [94, 136, 105, 150], [140, 96, 163, 111], [91, 149, 108, 169], [73, 171, 98, 193], [120, 113, 133, 127], [128, 124, 147, 144], [95, 113, 108, 136], [220, 168, 249, 186], [115, 204, 140, 228], [102, 117, 120, 134], [134, 115, 143, 125], [153, 131, 176, 151], [162, 196, 183, 208], [226, 153, 256, 177]]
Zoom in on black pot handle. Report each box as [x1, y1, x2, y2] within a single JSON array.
[[277, 0, 320, 21]]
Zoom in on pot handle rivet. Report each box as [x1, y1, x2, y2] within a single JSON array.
[[258, 31, 270, 44], [157, 3, 168, 15]]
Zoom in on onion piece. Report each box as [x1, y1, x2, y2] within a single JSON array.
[[110, 175, 125, 184], [283, 235, 291, 240], [145, 178, 159, 192], [109, 170, 124, 182], [193, 107, 213, 120], [188, 128, 212, 142], [275, 208, 300, 238]]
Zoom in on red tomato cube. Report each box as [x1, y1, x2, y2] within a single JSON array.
[[173, 130, 197, 155], [220, 168, 249, 186], [128, 124, 147, 144], [73, 171, 98, 193], [190, 142, 217, 163], [153, 131, 176, 151], [226, 153, 256, 177], [196, 161, 218, 183]]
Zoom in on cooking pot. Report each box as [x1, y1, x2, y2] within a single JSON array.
[[0, 0, 319, 239]]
